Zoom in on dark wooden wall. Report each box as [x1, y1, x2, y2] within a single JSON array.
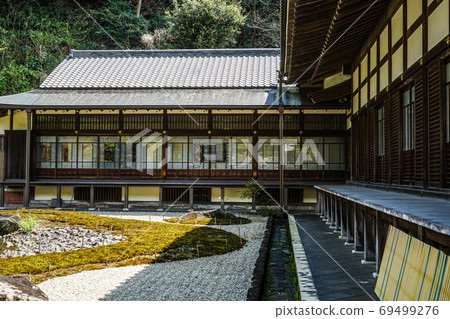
[[351, 48, 450, 190], [5, 130, 26, 179]]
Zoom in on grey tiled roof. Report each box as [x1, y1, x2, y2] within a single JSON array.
[[0, 88, 302, 108], [41, 49, 280, 89]]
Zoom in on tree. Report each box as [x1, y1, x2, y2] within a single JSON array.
[[164, 0, 245, 49], [136, 0, 142, 16], [88, 0, 149, 49], [238, 0, 280, 48]]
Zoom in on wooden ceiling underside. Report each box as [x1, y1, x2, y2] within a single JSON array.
[[285, 0, 390, 84]]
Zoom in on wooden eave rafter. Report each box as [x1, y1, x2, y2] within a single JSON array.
[[284, 0, 391, 84], [308, 79, 351, 103]]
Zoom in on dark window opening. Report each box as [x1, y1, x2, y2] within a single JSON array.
[[402, 86, 415, 151], [163, 187, 189, 203], [256, 188, 279, 205], [288, 189, 303, 204], [74, 187, 121, 202], [377, 106, 385, 156], [446, 62, 450, 143], [193, 188, 211, 203]]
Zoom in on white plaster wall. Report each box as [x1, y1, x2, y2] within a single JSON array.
[[407, 26, 423, 68], [79, 110, 120, 114], [360, 55, 368, 81], [61, 187, 74, 200], [129, 187, 159, 201], [391, 46, 403, 81], [407, 0, 422, 29], [427, 0, 449, 51], [391, 6, 403, 44], [360, 84, 368, 106], [34, 186, 73, 200], [13, 110, 27, 130], [34, 186, 57, 200], [211, 188, 221, 203], [225, 188, 250, 203], [303, 187, 317, 204], [352, 93, 359, 114], [370, 42, 377, 71], [169, 110, 208, 114], [370, 74, 377, 100], [123, 110, 162, 114], [352, 67, 359, 92], [380, 62, 389, 90], [380, 26, 389, 59], [0, 114, 10, 134], [323, 73, 351, 89]]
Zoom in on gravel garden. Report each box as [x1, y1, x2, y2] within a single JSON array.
[[0, 209, 267, 301]]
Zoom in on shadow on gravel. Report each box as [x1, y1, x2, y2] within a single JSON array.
[[100, 225, 245, 301]]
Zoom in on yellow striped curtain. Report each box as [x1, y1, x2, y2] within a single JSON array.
[[375, 226, 449, 301]]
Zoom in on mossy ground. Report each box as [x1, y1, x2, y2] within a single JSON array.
[[0, 209, 245, 284], [165, 217, 251, 225]]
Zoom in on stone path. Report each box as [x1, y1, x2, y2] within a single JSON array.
[[262, 217, 299, 301], [293, 212, 378, 301]]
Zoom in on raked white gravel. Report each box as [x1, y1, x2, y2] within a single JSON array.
[[38, 213, 267, 301]]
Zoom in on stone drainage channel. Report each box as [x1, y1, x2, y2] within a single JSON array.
[[262, 216, 300, 301]]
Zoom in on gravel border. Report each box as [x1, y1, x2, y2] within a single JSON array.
[[38, 213, 268, 301]]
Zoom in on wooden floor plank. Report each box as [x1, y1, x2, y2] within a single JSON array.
[[315, 185, 450, 235]]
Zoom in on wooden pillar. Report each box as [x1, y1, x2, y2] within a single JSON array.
[[316, 190, 320, 213], [323, 193, 326, 217], [162, 133, 167, 180], [330, 195, 335, 225], [334, 196, 340, 230], [189, 187, 194, 210], [0, 185, 4, 207], [124, 185, 129, 209], [375, 210, 383, 272], [252, 134, 258, 179], [56, 185, 62, 208], [23, 109, 32, 208], [417, 225, 424, 241], [346, 201, 354, 244], [220, 187, 225, 211], [158, 186, 163, 209], [353, 203, 364, 252], [251, 194, 256, 211], [284, 187, 289, 211], [363, 208, 376, 262], [340, 198, 346, 237], [90, 185, 95, 208], [322, 192, 326, 217], [9, 109, 13, 130], [326, 194, 331, 222]]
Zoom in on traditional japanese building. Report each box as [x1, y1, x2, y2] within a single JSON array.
[[282, 0, 450, 271], [0, 49, 349, 209]]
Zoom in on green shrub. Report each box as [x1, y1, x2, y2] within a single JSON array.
[[18, 216, 38, 233]]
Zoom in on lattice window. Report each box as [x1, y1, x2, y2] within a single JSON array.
[[168, 114, 207, 130], [258, 114, 278, 130], [162, 187, 189, 203], [123, 114, 163, 131], [35, 115, 76, 131], [303, 114, 346, 131], [212, 114, 253, 130], [79, 114, 119, 131]]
